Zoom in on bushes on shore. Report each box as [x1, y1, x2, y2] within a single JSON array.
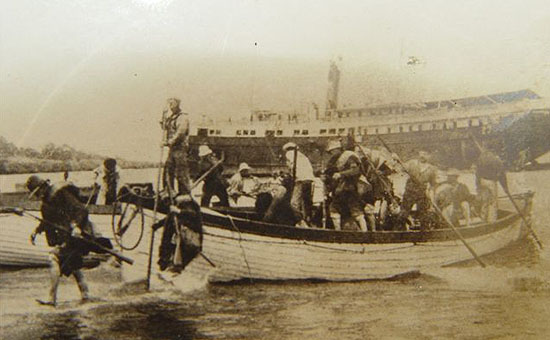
[[0, 137, 155, 174]]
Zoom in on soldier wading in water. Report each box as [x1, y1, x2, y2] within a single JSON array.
[[26, 175, 112, 307]]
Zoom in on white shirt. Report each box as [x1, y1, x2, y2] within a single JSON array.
[[285, 150, 315, 182]]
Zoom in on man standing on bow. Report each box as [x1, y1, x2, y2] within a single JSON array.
[[162, 98, 191, 194], [283, 142, 315, 227]]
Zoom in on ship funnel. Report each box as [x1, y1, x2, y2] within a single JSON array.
[[325, 60, 340, 117]]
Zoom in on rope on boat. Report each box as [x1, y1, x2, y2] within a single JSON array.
[[202, 230, 417, 254], [110, 202, 145, 251], [226, 214, 252, 277]]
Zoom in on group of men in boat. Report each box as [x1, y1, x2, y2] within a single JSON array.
[[157, 97, 505, 232], [166, 138, 503, 233], [14, 97, 506, 306]]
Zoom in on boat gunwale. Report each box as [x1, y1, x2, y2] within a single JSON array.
[[201, 206, 525, 245]]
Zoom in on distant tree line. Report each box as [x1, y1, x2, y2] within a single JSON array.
[[0, 136, 155, 174]]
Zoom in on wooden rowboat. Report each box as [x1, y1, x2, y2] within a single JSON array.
[[0, 191, 117, 267], [120, 192, 535, 287]]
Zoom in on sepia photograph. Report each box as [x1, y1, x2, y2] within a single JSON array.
[[1, 0, 549, 339]]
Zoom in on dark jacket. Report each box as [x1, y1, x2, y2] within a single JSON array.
[[37, 183, 91, 247]]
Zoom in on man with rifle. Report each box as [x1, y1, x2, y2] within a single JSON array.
[[354, 145, 399, 230], [26, 175, 113, 307], [323, 139, 367, 231], [399, 150, 438, 229]]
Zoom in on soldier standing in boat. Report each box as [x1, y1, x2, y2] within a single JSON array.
[[399, 150, 438, 228], [26, 175, 106, 306], [92, 158, 122, 205], [355, 145, 397, 230], [324, 139, 367, 231], [162, 98, 192, 194], [197, 145, 229, 207], [474, 148, 505, 223], [282, 142, 315, 227]]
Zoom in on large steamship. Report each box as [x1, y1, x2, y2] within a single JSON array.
[[189, 62, 550, 173]]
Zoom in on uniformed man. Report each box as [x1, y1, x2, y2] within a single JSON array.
[[435, 169, 476, 227], [400, 150, 438, 228], [92, 158, 122, 205], [355, 145, 396, 230], [227, 162, 261, 205], [474, 148, 505, 222], [27, 175, 110, 306], [152, 194, 203, 273], [197, 145, 229, 207], [283, 142, 315, 227], [324, 139, 367, 231], [162, 98, 191, 194]]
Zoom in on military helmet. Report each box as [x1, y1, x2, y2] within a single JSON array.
[[26, 175, 47, 198], [326, 139, 342, 152], [238, 162, 252, 173], [282, 142, 297, 151], [198, 145, 213, 157]]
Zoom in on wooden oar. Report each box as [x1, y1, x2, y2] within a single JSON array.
[[20, 210, 134, 265], [191, 154, 225, 190], [469, 134, 543, 249], [352, 141, 399, 207], [146, 111, 169, 290], [377, 136, 486, 267]]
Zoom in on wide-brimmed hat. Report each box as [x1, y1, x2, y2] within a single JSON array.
[[282, 142, 297, 151], [198, 145, 213, 157], [326, 139, 342, 152], [26, 175, 47, 198], [238, 162, 252, 173]]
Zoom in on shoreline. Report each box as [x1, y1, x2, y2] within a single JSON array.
[[0, 158, 156, 175]]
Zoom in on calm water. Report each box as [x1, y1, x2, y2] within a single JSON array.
[[1, 170, 549, 339]]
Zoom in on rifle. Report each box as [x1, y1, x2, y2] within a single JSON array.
[[18, 210, 134, 265], [191, 153, 225, 189], [352, 141, 399, 207]]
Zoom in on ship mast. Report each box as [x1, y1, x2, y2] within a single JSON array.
[[325, 60, 341, 118]]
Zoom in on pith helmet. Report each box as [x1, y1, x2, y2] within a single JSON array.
[[238, 162, 252, 173], [326, 139, 342, 152], [26, 175, 47, 198], [198, 145, 213, 157], [282, 142, 297, 151]]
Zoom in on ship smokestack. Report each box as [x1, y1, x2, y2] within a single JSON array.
[[325, 60, 340, 117]]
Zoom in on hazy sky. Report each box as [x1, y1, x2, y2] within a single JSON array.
[[1, 0, 549, 161]]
